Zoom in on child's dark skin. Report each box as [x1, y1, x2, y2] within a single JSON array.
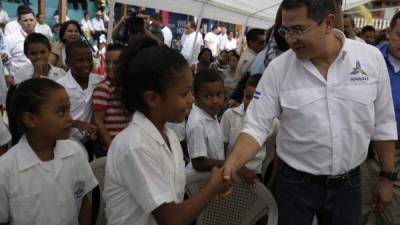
[[65, 47, 97, 136]]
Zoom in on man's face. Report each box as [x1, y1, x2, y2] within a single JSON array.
[[185, 23, 194, 34], [37, 14, 45, 24], [249, 34, 267, 53], [19, 13, 36, 34], [281, 6, 329, 60], [343, 17, 355, 38], [388, 20, 400, 60]]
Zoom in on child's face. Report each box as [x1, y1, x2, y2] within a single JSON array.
[[243, 85, 256, 111], [159, 66, 194, 123], [67, 47, 93, 79], [28, 88, 73, 140], [26, 43, 49, 65], [228, 56, 238, 69], [105, 50, 121, 79], [195, 80, 225, 117], [200, 51, 212, 63]]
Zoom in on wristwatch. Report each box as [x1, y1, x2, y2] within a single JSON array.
[[380, 171, 398, 181]]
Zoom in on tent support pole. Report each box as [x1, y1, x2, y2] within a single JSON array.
[[107, 0, 116, 43], [189, 0, 207, 65], [237, 16, 249, 54]]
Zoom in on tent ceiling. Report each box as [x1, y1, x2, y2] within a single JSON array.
[[110, 0, 371, 29]]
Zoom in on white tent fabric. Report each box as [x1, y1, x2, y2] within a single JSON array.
[[108, 0, 370, 29]]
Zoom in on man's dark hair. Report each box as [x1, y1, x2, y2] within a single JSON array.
[[188, 21, 196, 29], [281, 0, 335, 22], [361, 25, 375, 34], [246, 29, 265, 43], [151, 13, 162, 22], [390, 11, 400, 29], [18, 8, 34, 20]]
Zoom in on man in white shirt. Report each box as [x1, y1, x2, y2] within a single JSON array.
[[224, 31, 237, 51], [218, 26, 228, 52], [91, 10, 106, 44], [4, 5, 32, 36], [343, 14, 365, 43], [4, 8, 37, 85], [180, 21, 203, 65], [151, 13, 173, 47], [204, 25, 220, 57], [223, 1, 397, 225], [35, 13, 53, 40]]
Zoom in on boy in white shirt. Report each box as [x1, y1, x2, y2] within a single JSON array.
[[14, 33, 65, 84], [57, 41, 103, 159], [221, 74, 279, 180]]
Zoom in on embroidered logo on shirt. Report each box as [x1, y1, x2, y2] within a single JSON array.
[[350, 61, 368, 81], [74, 180, 85, 199], [253, 91, 261, 100]]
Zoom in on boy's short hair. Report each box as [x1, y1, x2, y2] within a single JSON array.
[[24, 33, 51, 55], [106, 43, 124, 52], [246, 74, 262, 88], [193, 69, 223, 95], [18, 8, 34, 20], [65, 40, 91, 60]]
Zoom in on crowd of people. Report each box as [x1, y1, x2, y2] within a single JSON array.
[[0, 0, 399, 225]]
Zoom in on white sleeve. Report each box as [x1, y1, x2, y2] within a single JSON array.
[[117, 145, 177, 213], [242, 62, 281, 147], [186, 124, 208, 159], [220, 111, 231, 144], [372, 52, 398, 140], [0, 165, 9, 223], [74, 144, 98, 196]]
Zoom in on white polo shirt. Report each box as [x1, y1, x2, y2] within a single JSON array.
[[161, 26, 173, 47], [221, 104, 275, 173], [36, 23, 53, 39], [57, 71, 104, 141], [4, 20, 20, 36], [105, 111, 186, 225], [180, 32, 203, 65], [0, 135, 98, 225], [204, 32, 219, 57], [186, 104, 225, 172], [243, 30, 397, 176], [14, 64, 66, 84], [91, 18, 105, 32]]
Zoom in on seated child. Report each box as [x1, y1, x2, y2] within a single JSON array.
[[221, 74, 279, 179], [14, 33, 66, 84], [92, 43, 130, 156], [0, 78, 97, 225], [57, 41, 103, 159]]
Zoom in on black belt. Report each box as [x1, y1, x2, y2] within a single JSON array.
[[279, 160, 360, 185]]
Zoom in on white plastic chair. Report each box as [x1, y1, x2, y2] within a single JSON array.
[[185, 172, 278, 225]]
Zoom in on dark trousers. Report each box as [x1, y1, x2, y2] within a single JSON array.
[[71, 0, 88, 11], [275, 161, 362, 225]]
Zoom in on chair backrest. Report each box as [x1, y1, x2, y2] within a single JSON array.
[[90, 157, 107, 225], [185, 172, 278, 225]]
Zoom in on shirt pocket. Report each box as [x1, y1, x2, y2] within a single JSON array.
[[10, 192, 41, 225], [334, 84, 377, 123], [280, 88, 327, 129]]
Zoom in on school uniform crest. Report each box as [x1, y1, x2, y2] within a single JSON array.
[[74, 180, 85, 199]]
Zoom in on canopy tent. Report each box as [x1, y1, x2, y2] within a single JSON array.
[[107, 0, 371, 32], [107, 0, 371, 56]]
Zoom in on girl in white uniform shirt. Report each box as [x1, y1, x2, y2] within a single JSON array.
[[104, 36, 230, 225], [0, 79, 98, 225]]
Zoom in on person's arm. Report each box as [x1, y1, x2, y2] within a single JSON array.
[[79, 195, 91, 225], [92, 111, 112, 147], [152, 167, 230, 225], [111, 16, 127, 41], [370, 51, 399, 212], [372, 141, 396, 212], [192, 157, 225, 171], [72, 120, 97, 137]]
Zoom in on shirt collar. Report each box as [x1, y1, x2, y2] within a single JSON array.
[[65, 70, 104, 89], [132, 111, 171, 146], [192, 104, 217, 121], [232, 103, 245, 116], [333, 29, 348, 60], [16, 135, 76, 171]]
